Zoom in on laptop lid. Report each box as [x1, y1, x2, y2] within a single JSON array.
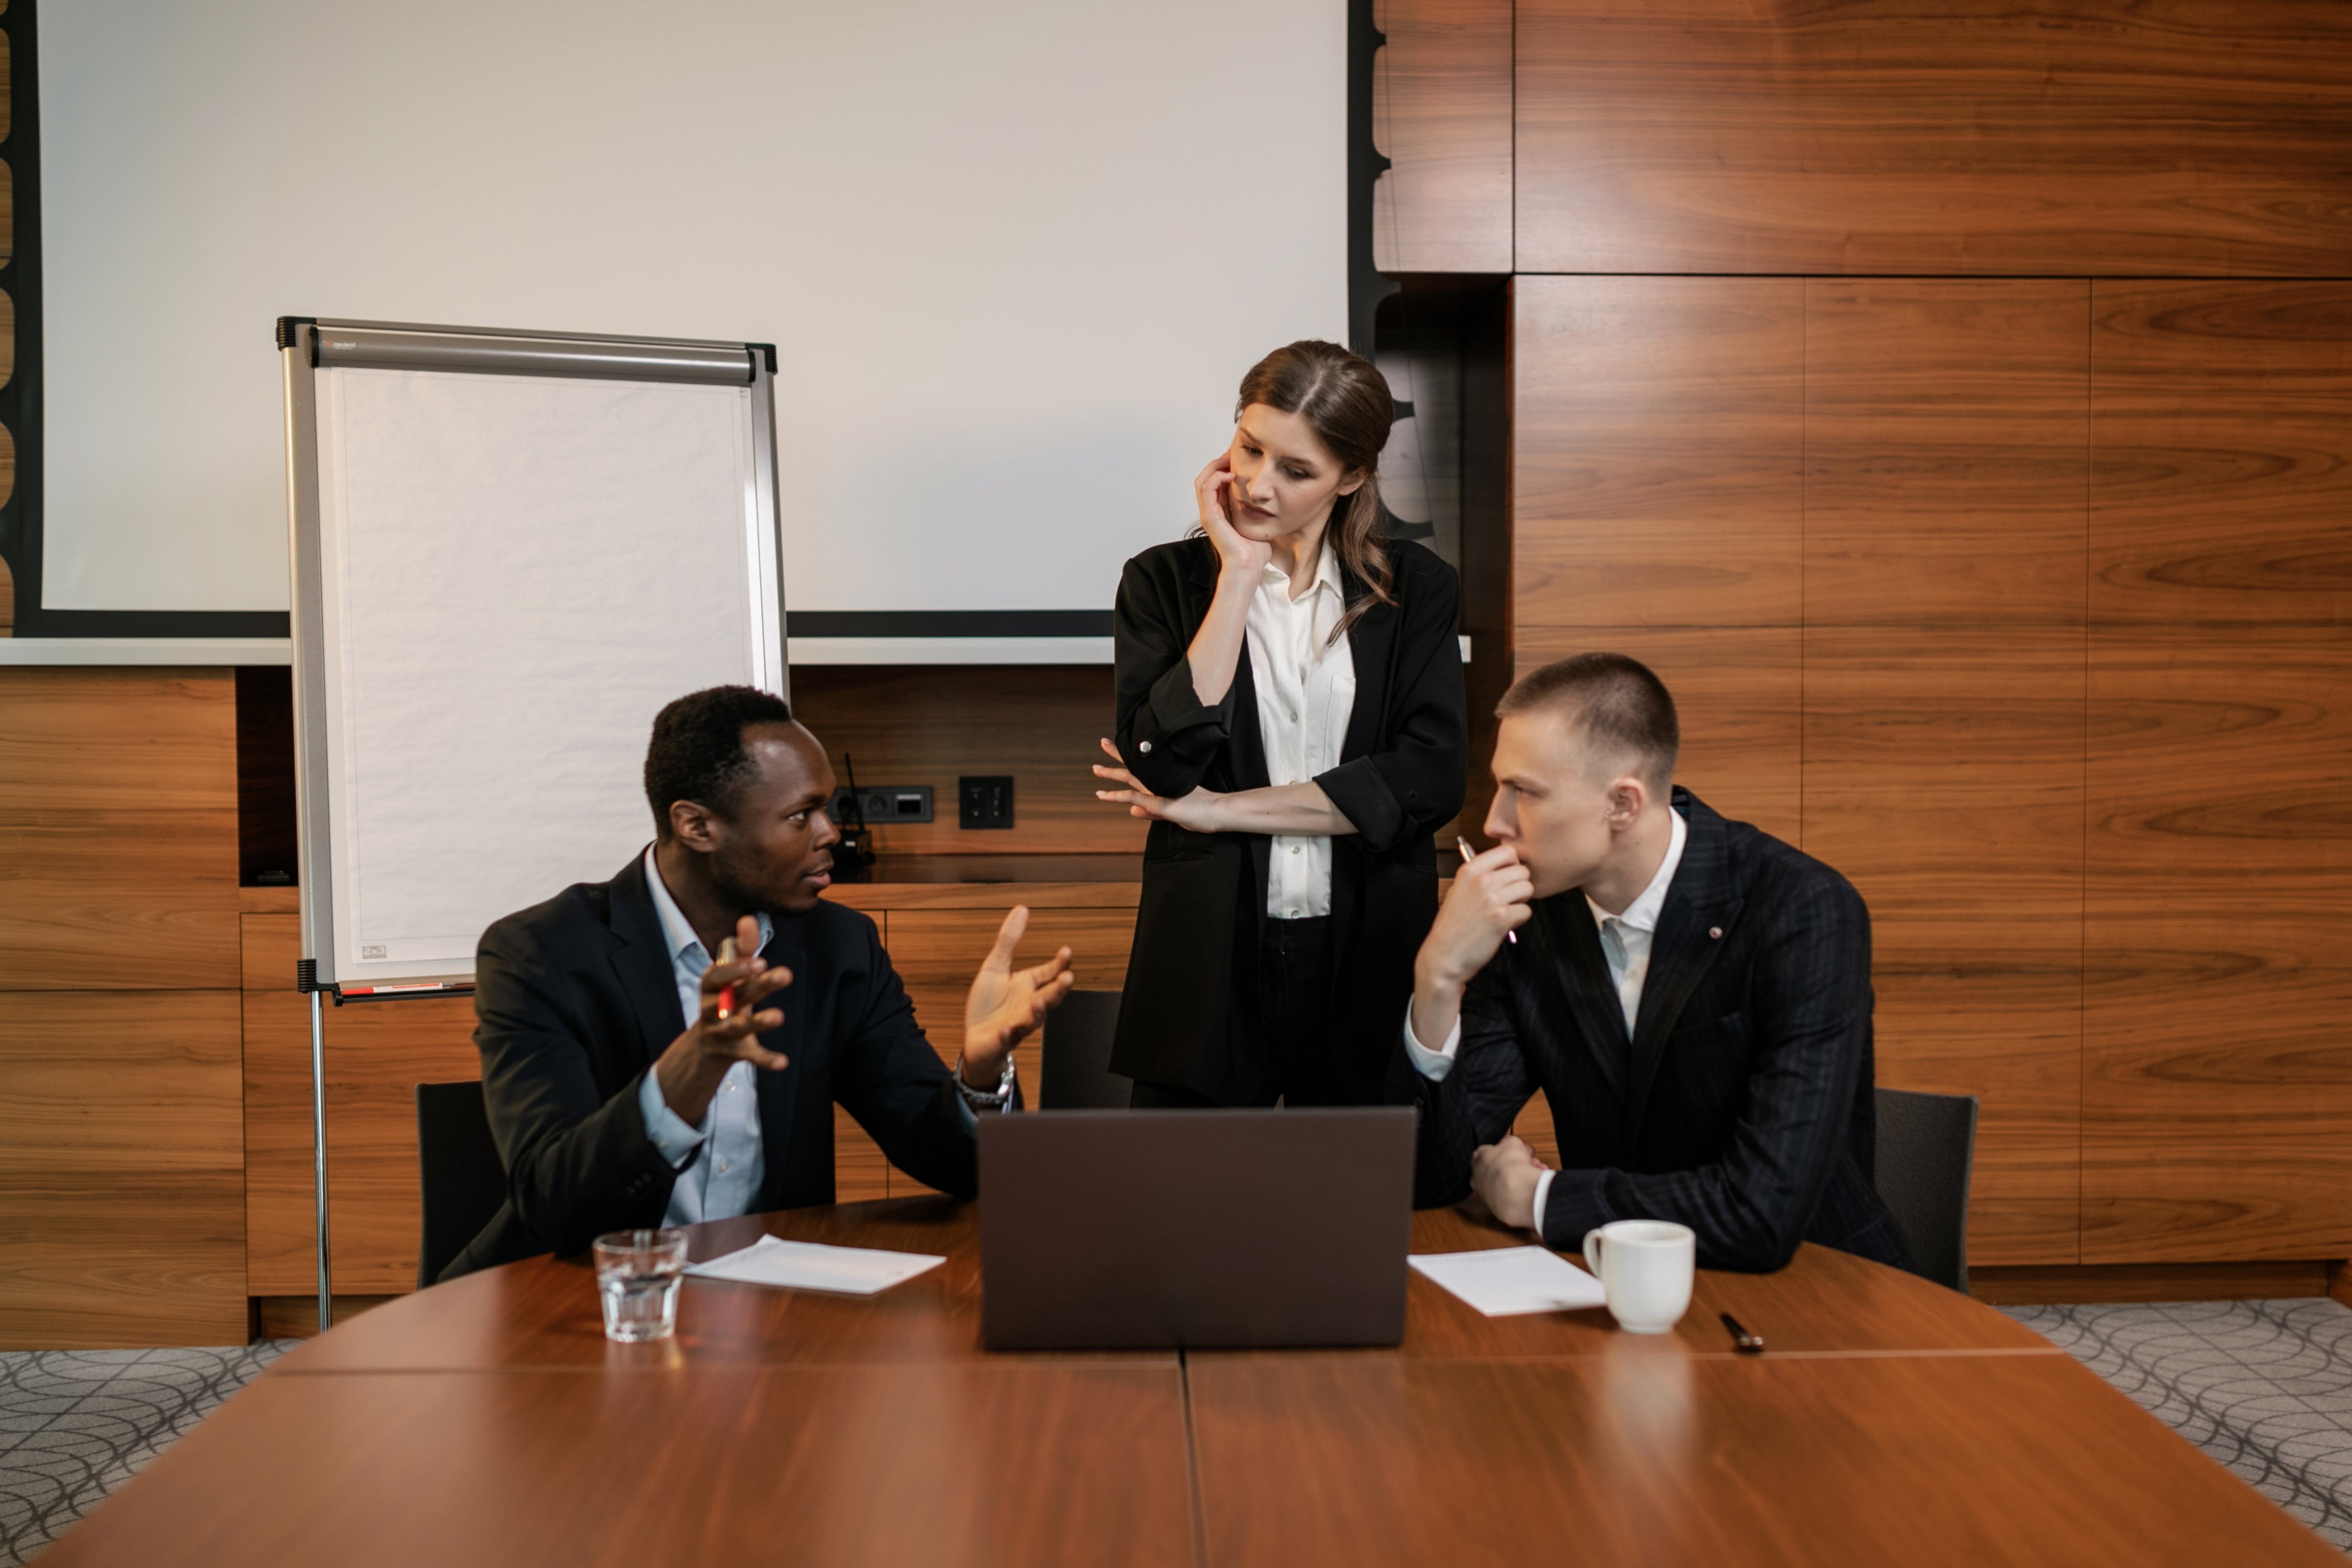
[[977, 1107, 1416, 1351]]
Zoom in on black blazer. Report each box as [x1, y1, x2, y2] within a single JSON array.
[[1414, 790, 1912, 1274], [1110, 535, 1467, 1103], [443, 853, 979, 1280]]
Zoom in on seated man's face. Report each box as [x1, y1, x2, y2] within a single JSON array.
[[701, 721, 842, 914], [1482, 707, 1631, 900]]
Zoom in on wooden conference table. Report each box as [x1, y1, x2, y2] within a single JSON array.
[[45, 1199, 2341, 1567]]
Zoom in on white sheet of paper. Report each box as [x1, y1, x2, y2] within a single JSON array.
[[1408, 1246, 1609, 1317], [685, 1236, 946, 1297]]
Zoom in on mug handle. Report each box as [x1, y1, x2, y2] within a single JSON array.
[[1583, 1228, 1604, 1279]]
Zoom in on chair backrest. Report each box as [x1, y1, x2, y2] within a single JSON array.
[[414, 1080, 508, 1288], [1039, 989, 1130, 1110], [1872, 1086, 1979, 1293]]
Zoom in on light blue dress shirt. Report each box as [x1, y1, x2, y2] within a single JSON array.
[[634, 847, 771, 1226]]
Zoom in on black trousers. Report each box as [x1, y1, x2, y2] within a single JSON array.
[[1129, 915, 1346, 1109]]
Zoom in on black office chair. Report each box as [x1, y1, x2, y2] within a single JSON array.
[[414, 1081, 509, 1288], [1039, 989, 1130, 1110], [1873, 1086, 1980, 1294]]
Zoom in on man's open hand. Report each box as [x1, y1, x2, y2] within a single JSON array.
[[962, 906, 1076, 1088]]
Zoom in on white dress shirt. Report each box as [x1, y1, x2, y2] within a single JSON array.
[[634, 847, 772, 1226], [1244, 541, 1357, 919], [1403, 808, 1689, 1237]]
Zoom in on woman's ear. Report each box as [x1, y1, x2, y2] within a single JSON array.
[[1336, 467, 1369, 497]]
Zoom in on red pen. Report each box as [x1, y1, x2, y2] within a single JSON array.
[[715, 935, 739, 1021]]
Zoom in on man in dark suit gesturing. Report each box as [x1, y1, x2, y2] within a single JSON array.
[[1408, 654, 1909, 1272], [443, 685, 1075, 1279]]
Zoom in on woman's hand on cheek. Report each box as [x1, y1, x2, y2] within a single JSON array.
[[1197, 451, 1271, 581]]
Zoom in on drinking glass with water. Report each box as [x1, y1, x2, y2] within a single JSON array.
[[593, 1228, 689, 1343]]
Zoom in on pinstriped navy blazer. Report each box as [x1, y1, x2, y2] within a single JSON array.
[[1414, 790, 1913, 1274]]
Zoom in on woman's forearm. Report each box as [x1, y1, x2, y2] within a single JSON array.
[[1185, 571, 1256, 707], [1207, 782, 1357, 837]]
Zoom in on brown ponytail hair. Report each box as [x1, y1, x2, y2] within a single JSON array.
[[1234, 340, 1397, 645]]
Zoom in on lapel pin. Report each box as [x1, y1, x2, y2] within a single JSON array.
[[1709, 926, 1724, 940]]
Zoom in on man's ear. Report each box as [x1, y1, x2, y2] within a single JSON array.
[[1605, 775, 1647, 828], [669, 799, 721, 853]]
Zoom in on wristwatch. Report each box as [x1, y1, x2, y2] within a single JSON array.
[[952, 1052, 1017, 1115]]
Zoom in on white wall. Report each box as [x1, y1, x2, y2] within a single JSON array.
[[38, 0, 1347, 620]]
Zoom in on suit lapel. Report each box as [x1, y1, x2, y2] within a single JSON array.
[[607, 854, 690, 1074], [1527, 894, 1631, 1094], [1625, 796, 1742, 1133]]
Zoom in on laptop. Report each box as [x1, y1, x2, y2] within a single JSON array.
[[976, 1107, 1417, 1351]]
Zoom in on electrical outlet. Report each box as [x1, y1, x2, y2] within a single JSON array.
[[959, 775, 1014, 830], [828, 785, 933, 825]]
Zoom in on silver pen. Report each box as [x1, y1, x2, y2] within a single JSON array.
[[1456, 836, 1517, 944]]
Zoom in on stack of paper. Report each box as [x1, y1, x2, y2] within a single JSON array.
[[1408, 1246, 1609, 1316], [684, 1236, 946, 1297]]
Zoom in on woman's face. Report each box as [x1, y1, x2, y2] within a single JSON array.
[[1224, 403, 1365, 545]]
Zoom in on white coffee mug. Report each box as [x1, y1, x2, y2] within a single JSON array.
[[1580, 1220, 1696, 1334]]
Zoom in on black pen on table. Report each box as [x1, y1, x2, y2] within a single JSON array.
[[1720, 1312, 1765, 1354], [1455, 837, 1518, 944]]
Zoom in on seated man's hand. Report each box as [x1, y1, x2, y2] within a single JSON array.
[[1409, 845, 1534, 1049], [962, 905, 1076, 1090], [1471, 1135, 1548, 1233], [653, 914, 794, 1125]]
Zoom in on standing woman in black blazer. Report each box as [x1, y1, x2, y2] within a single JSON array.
[[1092, 340, 1467, 1107]]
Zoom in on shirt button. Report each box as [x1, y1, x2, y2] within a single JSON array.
[[1138, 740, 1153, 755], [716, 1159, 731, 1174], [1291, 845, 1301, 855]]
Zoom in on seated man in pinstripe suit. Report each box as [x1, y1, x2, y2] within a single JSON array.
[[1406, 654, 1911, 1273]]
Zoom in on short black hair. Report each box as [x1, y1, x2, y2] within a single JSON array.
[[643, 685, 797, 838], [1496, 653, 1679, 790]]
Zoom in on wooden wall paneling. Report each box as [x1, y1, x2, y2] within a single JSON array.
[[1371, 0, 1513, 274], [243, 910, 480, 1293], [787, 666, 1143, 858], [2082, 282, 2352, 1263], [0, 669, 240, 988], [1510, 624, 1800, 846], [1513, 0, 2352, 276], [1804, 282, 2091, 627], [884, 905, 1137, 1194], [2082, 630, 2352, 1263], [2090, 282, 2352, 628], [1800, 281, 2090, 1265], [1872, 971, 2082, 1267], [0, 992, 246, 1347], [2081, 967, 2352, 1264], [1510, 277, 1804, 842], [1513, 277, 1802, 631]]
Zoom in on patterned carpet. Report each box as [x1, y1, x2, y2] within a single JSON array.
[[7, 1308, 2352, 1560], [2005, 1299, 2352, 1552], [0, 1344, 289, 1566]]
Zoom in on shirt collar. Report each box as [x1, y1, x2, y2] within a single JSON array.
[[1587, 806, 1688, 936], [643, 845, 771, 964], [1259, 540, 1344, 604]]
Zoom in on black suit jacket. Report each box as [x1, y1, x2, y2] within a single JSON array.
[[442, 853, 980, 1280], [1414, 790, 1912, 1274], [1109, 535, 1467, 1103]]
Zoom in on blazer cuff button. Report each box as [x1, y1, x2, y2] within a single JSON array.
[[1137, 740, 1153, 755]]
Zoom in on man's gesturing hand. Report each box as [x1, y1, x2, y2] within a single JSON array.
[[962, 905, 1076, 1089], [1471, 1135, 1548, 1232], [653, 914, 793, 1127]]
